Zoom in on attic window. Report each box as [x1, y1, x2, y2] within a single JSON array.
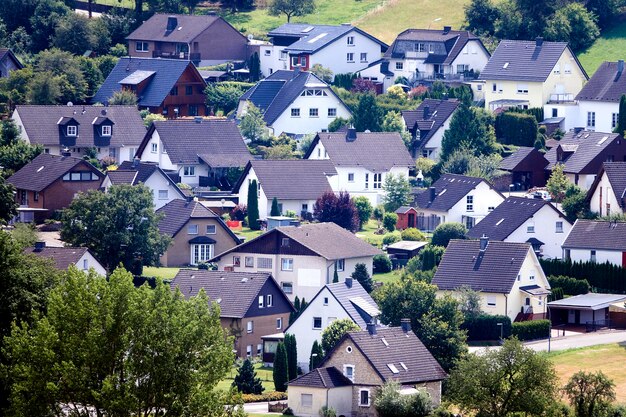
[[400, 362, 408, 371], [67, 126, 77, 136], [102, 126, 112, 136], [387, 364, 400, 374], [381, 337, 389, 347], [503, 62, 509, 69], [496, 218, 505, 226]]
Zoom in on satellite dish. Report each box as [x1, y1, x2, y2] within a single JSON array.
[[247, 34, 254, 40], [67, 102, 74, 106]]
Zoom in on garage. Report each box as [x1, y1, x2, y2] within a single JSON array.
[[548, 293, 626, 331]]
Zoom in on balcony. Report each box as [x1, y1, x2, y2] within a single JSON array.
[[152, 51, 201, 61], [548, 93, 576, 104]]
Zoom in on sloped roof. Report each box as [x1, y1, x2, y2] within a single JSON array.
[[25, 246, 89, 270], [326, 280, 380, 329], [433, 240, 532, 293], [563, 219, 626, 251], [127, 13, 245, 43], [0, 48, 23, 69], [500, 147, 536, 170], [413, 174, 499, 212], [289, 366, 353, 388], [93, 58, 200, 107], [14, 105, 146, 148], [576, 61, 626, 102], [466, 197, 568, 241], [588, 162, 626, 205], [156, 199, 237, 242], [305, 131, 414, 171], [401, 99, 460, 147], [544, 130, 621, 174], [108, 160, 186, 198], [7, 153, 102, 192], [106, 170, 138, 185]]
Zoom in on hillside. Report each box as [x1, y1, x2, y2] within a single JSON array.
[[578, 17, 626, 75]]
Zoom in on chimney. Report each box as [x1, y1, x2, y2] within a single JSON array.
[[194, 116, 203, 124], [34, 241, 46, 252], [132, 156, 140, 169], [293, 66, 301, 77], [480, 234, 489, 252], [346, 126, 357, 142], [443, 26, 451, 34], [61, 148, 72, 157], [345, 277, 353, 288], [401, 318, 411, 333], [429, 186, 436, 203], [166, 16, 178, 32], [535, 37, 544, 47], [423, 105, 430, 120], [366, 321, 377, 335]]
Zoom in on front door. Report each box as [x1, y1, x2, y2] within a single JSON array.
[[408, 213, 415, 228], [575, 310, 581, 325]]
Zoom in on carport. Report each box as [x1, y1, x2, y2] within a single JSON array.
[[548, 293, 626, 331]]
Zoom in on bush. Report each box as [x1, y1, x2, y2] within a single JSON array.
[[512, 319, 550, 341], [383, 212, 398, 232], [540, 258, 626, 293], [401, 228, 424, 241], [495, 112, 539, 147], [431, 222, 467, 247], [373, 254, 392, 273], [373, 206, 385, 221], [418, 245, 445, 271], [382, 231, 401, 245], [240, 391, 288, 403], [463, 314, 512, 341], [319, 405, 337, 417], [230, 204, 247, 221], [548, 275, 590, 296]]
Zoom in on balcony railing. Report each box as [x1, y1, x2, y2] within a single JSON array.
[[152, 51, 201, 61], [548, 93, 575, 103]]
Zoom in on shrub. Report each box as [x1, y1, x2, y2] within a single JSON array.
[[230, 204, 247, 221], [319, 406, 337, 417], [401, 228, 424, 241], [382, 231, 401, 245], [511, 319, 550, 341], [548, 275, 590, 296], [383, 212, 398, 232], [540, 258, 626, 293], [373, 254, 392, 273], [431, 222, 467, 247], [240, 391, 288, 403], [463, 314, 512, 341], [282, 407, 295, 415], [418, 245, 445, 271], [495, 112, 539, 146]]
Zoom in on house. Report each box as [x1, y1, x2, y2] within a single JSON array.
[[236, 69, 352, 136], [232, 159, 337, 220], [156, 198, 240, 267], [92, 57, 207, 118], [433, 238, 551, 321], [410, 174, 505, 231], [562, 219, 626, 267], [12, 105, 147, 164], [171, 270, 294, 358], [285, 278, 381, 373], [587, 162, 626, 216], [25, 241, 107, 276], [304, 128, 415, 206], [262, 23, 387, 78], [288, 323, 447, 417], [102, 160, 186, 210], [7, 153, 104, 223], [211, 222, 382, 301], [135, 119, 251, 188], [499, 146, 549, 190], [544, 130, 626, 190], [126, 13, 248, 65], [401, 98, 460, 159], [0, 48, 23, 78], [482, 38, 588, 111], [548, 293, 626, 327], [466, 197, 571, 259]]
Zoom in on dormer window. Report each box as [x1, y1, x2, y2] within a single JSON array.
[[67, 126, 77, 136], [102, 126, 112, 136]]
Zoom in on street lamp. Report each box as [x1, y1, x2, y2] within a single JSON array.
[[497, 322, 503, 344]]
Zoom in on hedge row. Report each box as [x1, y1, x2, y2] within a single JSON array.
[[540, 258, 626, 293], [241, 391, 288, 403], [548, 275, 590, 296], [511, 320, 550, 341], [463, 314, 512, 341], [495, 112, 538, 146]]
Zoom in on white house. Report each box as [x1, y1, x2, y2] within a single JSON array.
[[411, 174, 505, 231], [285, 278, 381, 373], [587, 162, 626, 216], [210, 222, 382, 302], [304, 129, 414, 207], [401, 99, 460, 159], [236, 70, 352, 136], [434, 238, 551, 322], [466, 197, 572, 259], [562, 219, 626, 267], [25, 242, 108, 276]]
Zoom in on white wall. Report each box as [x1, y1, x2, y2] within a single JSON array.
[[543, 102, 580, 132], [450, 40, 490, 74], [78, 251, 108, 276], [578, 101, 619, 133], [421, 116, 454, 160], [445, 182, 505, 226], [565, 248, 624, 266], [565, 172, 596, 191], [258, 44, 289, 77], [589, 171, 623, 216], [310, 30, 384, 76]]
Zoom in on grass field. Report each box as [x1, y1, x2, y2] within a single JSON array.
[[217, 362, 275, 392], [236, 226, 265, 241], [143, 266, 181, 279], [579, 17, 626, 75]]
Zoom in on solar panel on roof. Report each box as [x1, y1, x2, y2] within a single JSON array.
[[350, 296, 381, 317]]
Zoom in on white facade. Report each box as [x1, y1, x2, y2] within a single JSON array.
[[257, 43, 288, 77], [288, 385, 352, 417], [589, 171, 623, 216], [77, 251, 108, 277], [102, 168, 184, 210], [565, 172, 596, 191], [544, 101, 618, 133], [420, 117, 454, 160], [564, 247, 624, 266]]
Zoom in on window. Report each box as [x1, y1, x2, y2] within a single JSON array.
[[347, 53, 354, 62], [185, 86, 193, 95], [395, 62, 403, 70], [587, 112, 596, 128], [323, 297, 329, 305], [527, 225, 535, 233], [32, 191, 39, 202], [188, 224, 199, 235], [281, 238, 290, 247], [189, 105, 198, 117], [492, 83, 497, 92], [457, 64, 469, 74], [556, 221, 563, 233], [245, 256, 254, 268], [344, 365, 354, 380], [63, 172, 98, 182], [313, 317, 322, 329], [257, 344, 263, 355], [135, 41, 149, 52], [67, 125, 77, 136], [516, 84, 529, 94], [247, 321, 253, 333], [246, 345, 252, 356], [477, 84, 482, 91], [309, 108, 319, 117], [151, 143, 158, 153], [360, 390, 370, 407], [348, 173, 355, 182], [183, 166, 195, 176], [428, 43, 434, 53], [282, 282, 293, 294], [360, 53, 368, 63], [373, 173, 382, 189], [564, 64, 572, 74], [552, 108, 558, 118], [365, 173, 369, 189], [291, 108, 300, 117], [158, 190, 168, 200], [280, 50, 288, 60], [415, 43, 425, 52], [347, 36, 354, 45], [554, 64, 560, 74], [301, 89, 329, 97], [101, 125, 112, 136], [258, 257, 272, 269], [487, 296, 496, 307], [336, 259, 345, 272], [267, 294, 273, 307], [264, 49, 271, 56], [302, 203, 308, 211], [530, 275, 535, 281], [613, 113, 619, 129], [233, 256, 241, 267], [170, 86, 178, 96], [301, 394, 313, 408], [81, 258, 88, 270], [328, 108, 337, 117], [206, 224, 216, 234], [591, 250, 597, 262], [466, 195, 474, 211], [281, 258, 293, 271], [258, 295, 264, 308], [517, 274, 521, 282], [276, 317, 282, 329], [191, 244, 213, 264]]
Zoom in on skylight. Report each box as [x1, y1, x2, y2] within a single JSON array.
[[387, 364, 399, 374], [439, 189, 447, 196], [302, 26, 315, 33], [598, 136, 609, 145], [503, 62, 509, 69], [400, 362, 408, 371], [37, 166, 45, 173], [308, 33, 328, 43], [496, 218, 505, 226], [381, 337, 389, 347]]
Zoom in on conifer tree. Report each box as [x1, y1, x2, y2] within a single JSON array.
[[273, 342, 289, 392], [233, 358, 264, 394], [270, 197, 281, 216], [309, 340, 324, 370], [247, 180, 260, 230], [284, 334, 298, 381]]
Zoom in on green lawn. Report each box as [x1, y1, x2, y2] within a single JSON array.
[[217, 362, 275, 392], [93, 0, 135, 8], [373, 269, 402, 284], [578, 17, 626, 75], [236, 226, 265, 242], [143, 266, 181, 279], [355, 219, 384, 247]]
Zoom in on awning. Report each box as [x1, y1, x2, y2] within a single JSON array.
[[188, 236, 216, 244], [520, 285, 551, 296], [526, 237, 545, 246]]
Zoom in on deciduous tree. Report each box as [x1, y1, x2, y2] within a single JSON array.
[[268, 0, 316, 23], [382, 173, 411, 212], [321, 318, 359, 354], [431, 222, 467, 247], [0, 177, 17, 224], [563, 371, 616, 417], [352, 196, 373, 229], [547, 163, 569, 203], [314, 191, 359, 232]]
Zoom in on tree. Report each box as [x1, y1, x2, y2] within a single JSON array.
[[60, 184, 170, 274], [268, 0, 316, 22], [381, 110, 404, 133], [35, 49, 88, 104], [563, 371, 616, 417], [382, 173, 411, 212], [239, 102, 269, 143], [310, 63, 333, 83], [0, 177, 17, 224], [333, 265, 339, 283], [273, 342, 289, 392], [440, 105, 497, 163], [0, 119, 20, 146], [352, 196, 373, 229], [458, 285, 482, 320], [383, 212, 397, 232], [247, 180, 260, 230], [309, 340, 324, 370], [562, 184, 588, 222], [30, 0, 70, 53], [271, 197, 281, 216], [431, 222, 467, 247], [284, 333, 298, 381], [547, 163, 569, 203], [321, 319, 359, 354], [248, 52, 261, 82], [351, 263, 373, 293], [4, 267, 240, 416], [53, 13, 92, 55], [545, 3, 600, 53], [108, 89, 138, 105], [233, 359, 264, 394], [375, 381, 433, 417], [314, 191, 359, 232], [26, 72, 62, 105], [448, 338, 558, 417], [618, 95, 626, 135], [0, 140, 43, 178], [464, 0, 500, 35], [205, 83, 246, 115], [353, 93, 381, 132]]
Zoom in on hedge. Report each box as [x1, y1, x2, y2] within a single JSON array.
[[540, 258, 626, 293], [463, 314, 512, 341], [373, 254, 392, 273], [511, 319, 550, 341], [241, 391, 288, 403], [495, 112, 538, 147], [548, 275, 590, 296]]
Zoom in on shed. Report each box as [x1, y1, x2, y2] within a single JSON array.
[[395, 206, 419, 230], [548, 293, 626, 329], [267, 216, 299, 231], [387, 241, 428, 268]]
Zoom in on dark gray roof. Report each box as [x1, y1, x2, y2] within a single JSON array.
[[402, 99, 460, 147], [156, 199, 238, 243], [384, 29, 484, 65], [544, 131, 620, 174], [413, 174, 499, 212], [106, 170, 138, 184], [589, 162, 626, 205], [433, 240, 532, 293], [305, 132, 414, 171], [576, 61, 626, 102], [334, 327, 447, 383], [15, 105, 146, 148], [234, 159, 337, 200], [25, 246, 89, 270], [127, 13, 242, 43], [0, 48, 23, 69], [268, 24, 386, 54], [481, 40, 586, 82], [108, 161, 186, 197], [170, 270, 282, 318], [93, 58, 201, 107], [8, 153, 102, 192], [466, 197, 567, 241], [139, 119, 251, 167], [563, 219, 626, 251], [289, 366, 353, 388], [317, 280, 380, 329], [499, 147, 535, 170]]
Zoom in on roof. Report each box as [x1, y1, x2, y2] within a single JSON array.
[[127, 13, 244, 43], [7, 153, 102, 192], [413, 174, 499, 212], [387, 241, 428, 251], [481, 40, 587, 82], [588, 162, 626, 205], [433, 240, 533, 293], [14, 105, 146, 148], [25, 246, 89, 270], [544, 130, 621, 174], [93, 58, 202, 107], [499, 147, 536, 170], [0, 48, 24, 69], [106, 170, 138, 185], [330, 327, 447, 384], [170, 270, 285, 318], [107, 160, 186, 197], [289, 366, 353, 388], [156, 199, 235, 241], [304, 131, 414, 171], [466, 197, 567, 241], [324, 280, 381, 329], [402, 99, 460, 147], [139, 119, 251, 167], [563, 219, 626, 251], [548, 293, 626, 310], [234, 159, 336, 200], [576, 61, 626, 102]]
